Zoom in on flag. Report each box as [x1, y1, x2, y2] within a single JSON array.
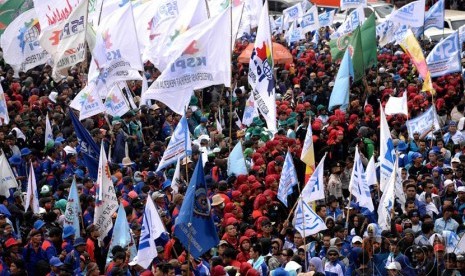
[[249, 0, 277, 133], [350, 26, 364, 82], [443, 230, 460, 253], [0, 0, 32, 35], [156, 116, 192, 172], [63, 178, 82, 238], [379, 105, 395, 192], [0, 9, 49, 75], [277, 151, 299, 207], [329, 32, 353, 61], [385, 93, 408, 116], [376, 19, 397, 47], [389, 0, 425, 28], [242, 94, 258, 126], [144, 10, 231, 115], [340, 0, 366, 10], [365, 156, 377, 186], [45, 113, 54, 148], [106, 203, 132, 264], [457, 234, 465, 253], [301, 0, 312, 12], [361, 14, 377, 69], [328, 49, 354, 111], [286, 21, 305, 45], [318, 10, 335, 27], [331, 6, 364, 39], [133, 0, 164, 61], [94, 142, 118, 245], [32, 0, 80, 30], [301, 120, 315, 167], [243, 0, 262, 28], [311, 30, 320, 47], [406, 106, 441, 139], [25, 162, 39, 214], [283, 3, 304, 24], [174, 155, 219, 258], [349, 146, 374, 211], [378, 156, 397, 231], [460, 25, 465, 43], [228, 141, 248, 176], [70, 84, 106, 121], [38, 0, 87, 78], [300, 6, 319, 34], [69, 109, 100, 179], [294, 200, 327, 237], [0, 152, 18, 197], [171, 158, 181, 195], [0, 85, 9, 126], [424, 0, 444, 31], [395, 166, 406, 213], [136, 192, 166, 268], [426, 31, 461, 78], [104, 85, 130, 117], [301, 153, 326, 202]]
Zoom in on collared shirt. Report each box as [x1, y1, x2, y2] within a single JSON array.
[[434, 217, 459, 233]]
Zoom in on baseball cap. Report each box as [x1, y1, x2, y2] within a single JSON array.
[[385, 262, 401, 270], [351, 236, 363, 244]]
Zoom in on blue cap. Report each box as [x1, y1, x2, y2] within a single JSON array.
[[397, 141, 408, 151], [55, 137, 65, 143], [74, 169, 84, 179], [33, 220, 45, 230], [412, 152, 422, 160], [8, 155, 21, 166], [200, 117, 208, 123], [63, 225, 76, 238], [20, 148, 32, 156], [74, 237, 86, 247], [450, 121, 458, 126], [49, 257, 64, 267], [162, 179, 172, 190]]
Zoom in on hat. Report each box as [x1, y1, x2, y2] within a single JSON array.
[[4, 238, 20, 248], [8, 155, 21, 166], [63, 225, 76, 238], [49, 91, 58, 103], [211, 194, 225, 206], [211, 265, 226, 276], [458, 187, 465, 193], [150, 104, 160, 110], [50, 256, 64, 267], [33, 220, 45, 230], [156, 245, 164, 253], [40, 185, 50, 195], [412, 152, 422, 159], [397, 141, 408, 151], [152, 191, 164, 201], [434, 244, 445, 252], [327, 246, 339, 255], [219, 240, 229, 246], [452, 157, 461, 163], [162, 179, 172, 190], [20, 148, 32, 156], [270, 268, 290, 276], [120, 157, 134, 167], [74, 237, 86, 247], [200, 117, 208, 123], [385, 262, 401, 270], [351, 236, 363, 244], [444, 179, 455, 188], [180, 156, 193, 165]]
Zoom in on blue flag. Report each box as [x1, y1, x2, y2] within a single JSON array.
[[424, 0, 444, 31], [107, 203, 132, 264], [63, 178, 82, 238], [277, 151, 298, 207], [426, 31, 461, 77], [174, 155, 219, 258], [69, 110, 100, 179], [227, 141, 248, 176], [328, 49, 354, 111]]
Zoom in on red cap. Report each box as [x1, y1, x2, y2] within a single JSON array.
[[5, 238, 20, 248], [434, 244, 445, 252], [224, 203, 236, 213], [211, 265, 226, 276], [225, 217, 238, 226]]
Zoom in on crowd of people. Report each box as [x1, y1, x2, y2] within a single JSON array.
[[2, 4, 465, 276]]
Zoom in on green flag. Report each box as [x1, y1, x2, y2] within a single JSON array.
[[361, 14, 377, 69], [329, 32, 352, 61], [349, 26, 364, 82], [0, 0, 32, 36]]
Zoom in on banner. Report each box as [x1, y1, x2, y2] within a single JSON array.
[[283, 3, 304, 24], [318, 10, 335, 27], [331, 6, 364, 38], [277, 151, 299, 207], [63, 178, 82, 238], [32, 0, 81, 30], [300, 6, 319, 34], [0, 86, 9, 126], [406, 106, 441, 139], [0, 152, 18, 197], [340, 0, 366, 11], [293, 200, 327, 237], [426, 31, 461, 78], [424, 0, 444, 31], [389, 0, 425, 28], [156, 116, 192, 172], [104, 85, 130, 117]]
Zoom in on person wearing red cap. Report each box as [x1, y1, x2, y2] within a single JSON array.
[[237, 236, 252, 263], [222, 217, 239, 249]]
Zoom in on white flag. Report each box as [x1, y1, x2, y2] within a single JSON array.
[[378, 157, 397, 231], [301, 153, 326, 202], [0, 153, 18, 197], [379, 105, 395, 192], [300, 118, 315, 166], [70, 84, 106, 120], [318, 10, 335, 28], [0, 86, 10, 125], [0, 9, 49, 74], [331, 6, 364, 38], [294, 199, 327, 237], [227, 141, 248, 177], [365, 156, 377, 186], [136, 195, 166, 268], [384, 93, 408, 116], [340, 0, 367, 10], [45, 113, 54, 147], [32, 0, 81, 30], [104, 85, 130, 117], [457, 234, 465, 253], [94, 142, 118, 245], [286, 21, 305, 45], [133, 1, 162, 59], [349, 146, 374, 211], [389, 0, 426, 28], [144, 10, 231, 115], [25, 162, 40, 214], [300, 6, 320, 34], [277, 151, 299, 207], [283, 3, 304, 24], [249, 0, 277, 133], [242, 93, 259, 127], [395, 166, 406, 213], [171, 158, 182, 195]]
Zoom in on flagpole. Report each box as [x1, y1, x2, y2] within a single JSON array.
[[296, 185, 308, 272], [97, 0, 105, 25], [229, 0, 234, 153]]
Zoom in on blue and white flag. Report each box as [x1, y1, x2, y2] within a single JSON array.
[[70, 84, 106, 121], [300, 6, 319, 34], [0, 151, 18, 197], [136, 196, 166, 268], [331, 6, 364, 38], [379, 105, 395, 192], [107, 203, 132, 264], [443, 230, 460, 253], [426, 31, 461, 78], [0, 85, 9, 126], [286, 21, 305, 45], [318, 10, 335, 27], [424, 0, 444, 31], [340, 0, 366, 11], [174, 155, 219, 258], [406, 106, 441, 139], [45, 113, 54, 147], [283, 3, 304, 24], [25, 162, 39, 214], [104, 85, 130, 117], [278, 151, 299, 207], [311, 31, 320, 47], [328, 49, 354, 111], [376, 20, 397, 47], [301, 0, 312, 12], [459, 25, 465, 43], [365, 156, 377, 186], [242, 94, 259, 126], [227, 141, 248, 176], [156, 116, 192, 172], [378, 156, 397, 231], [63, 178, 82, 238], [389, 0, 425, 28], [294, 200, 327, 237], [301, 153, 327, 202], [349, 146, 374, 211]]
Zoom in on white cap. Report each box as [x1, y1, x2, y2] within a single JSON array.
[[452, 157, 461, 163], [458, 186, 465, 193], [63, 146, 77, 155], [49, 91, 58, 103], [379, 86, 386, 91], [444, 179, 455, 188], [351, 236, 363, 244], [329, 81, 335, 87], [379, 67, 386, 73], [385, 261, 401, 270]]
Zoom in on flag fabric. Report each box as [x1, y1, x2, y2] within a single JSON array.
[[457, 234, 465, 253], [171, 158, 181, 195], [398, 29, 434, 93], [286, 21, 305, 45], [301, 120, 315, 167], [360, 14, 377, 69], [104, 85, 130, 117], [378, 157, 397, 231], [106, 203, 132, 264], [133, 0, 164, 60], [25, 162, 39, 214], [0, 9, 49, 75], [228, 141, 248, 176], [174, 155, 219, 259], [63, 178, 82, 238], [329, 32, 353, 61], [426, 31, 461, 78], [350, 26, 364, 82], [376, 20, 398, 47], [349, 146, 374, 211], [242, 94, 259, 126], [389, 0, 426, 28], [328, 49, 354, 111], [294, 200, 327, 237], [459, 25, 465, 43], [318, 10, 335, 27], [38, 0, 87, 78], [69, 109, 100, 179], [32, 0, 80, 30], [283, 3, 304, 24], [156, 116, 192, 172], [0, 152, 18, 197], [0, 0, 32, 35], [340, 0, 366, 10], [395, 166, 406, 213], [70, 84, 106, 121], [277, 151, 299, 207], [424, 0, 444, 31], [301, 0, 312, 12], [249, 0, 277, 133], [301, 153, 326, 202], [331, 6, 364, 39], [443, 230, 460, 253], [144, 10, 231, 115], [406, 106, 441, 139], [94, 142, 118, 245], [136, 192, 166, 268], [365, 156, 377, 186], [0, 86, 9, 126], [45, 113, 54, 148], [300, 6, 319, 34], [379, 105, 395, 192], [385, 93, 409, 116]]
